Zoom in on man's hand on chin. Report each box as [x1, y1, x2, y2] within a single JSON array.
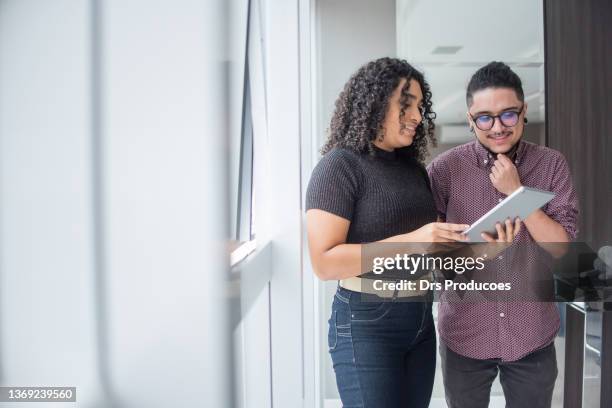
[[489, 153, 522, 195]]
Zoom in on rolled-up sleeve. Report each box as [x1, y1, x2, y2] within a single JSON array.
[[544, 153, 579, 240]]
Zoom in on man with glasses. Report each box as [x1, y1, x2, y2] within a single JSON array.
[[427, 62, 578, 408]]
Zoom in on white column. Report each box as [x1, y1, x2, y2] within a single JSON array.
[[99, 0, 231, 406], [265, 0, 305, 406], [0, 0, 104, 404], [0, 1, 232, 407]]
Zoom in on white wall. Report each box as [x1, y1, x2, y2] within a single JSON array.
[[0, 1, 232, 407], [100, 1, 231, 406], [316, 0, 397, 151], [265, 0, 307, 406], [0, 1, 103, 403], [314, 0, 397, 400]]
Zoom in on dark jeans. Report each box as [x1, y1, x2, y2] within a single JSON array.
[[329, 286, 436, 408], [440, 341, 558, 408]]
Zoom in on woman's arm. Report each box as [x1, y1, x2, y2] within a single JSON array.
[[306, 209, 469, 281]]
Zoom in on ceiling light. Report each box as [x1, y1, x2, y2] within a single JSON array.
[[431, 46, 463, 55]]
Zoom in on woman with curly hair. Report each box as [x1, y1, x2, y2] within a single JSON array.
[[305, 57, 469, 407]]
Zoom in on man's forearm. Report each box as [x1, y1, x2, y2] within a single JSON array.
[[524, 209, 570, 258], [524, 209, 568, 242]]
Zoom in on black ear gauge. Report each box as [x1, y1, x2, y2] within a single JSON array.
[[524, 117, 529, 124]]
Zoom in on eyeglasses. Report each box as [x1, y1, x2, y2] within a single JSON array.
[[469, 106, 524, 131]]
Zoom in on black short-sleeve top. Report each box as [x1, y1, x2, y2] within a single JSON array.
[[305, 146, 437, 243]]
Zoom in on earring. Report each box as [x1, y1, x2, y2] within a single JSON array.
[[469, 126, 474, 133]]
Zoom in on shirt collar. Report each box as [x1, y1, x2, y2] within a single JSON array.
[[473, 138, 526, 168]]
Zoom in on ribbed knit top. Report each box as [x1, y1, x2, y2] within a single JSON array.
[[305, 146, 437, 243]]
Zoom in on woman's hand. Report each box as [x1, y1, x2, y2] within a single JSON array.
[[481, 217, 521, 243], [404, 222, 470, 243]]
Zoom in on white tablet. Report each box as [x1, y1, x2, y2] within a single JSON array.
[[464, 186, 555, 242]]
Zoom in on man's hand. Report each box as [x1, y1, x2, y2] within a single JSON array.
[[461, 218, 522, 261], [481, 217, 522, 243], [489, 153, 522, 195]]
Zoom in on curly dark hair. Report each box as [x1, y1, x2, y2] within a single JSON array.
[[321, 57, 436, 163]]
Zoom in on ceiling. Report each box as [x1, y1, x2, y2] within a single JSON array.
[[396, 0, 545, 130]]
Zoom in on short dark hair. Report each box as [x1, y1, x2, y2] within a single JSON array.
[[466, 61, 524, 107], [322, 57, 436, 163]]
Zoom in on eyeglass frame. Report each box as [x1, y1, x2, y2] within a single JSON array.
[[468, 104, 525, 131]]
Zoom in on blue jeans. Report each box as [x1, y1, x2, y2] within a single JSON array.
[[329, 286, 436, 408]]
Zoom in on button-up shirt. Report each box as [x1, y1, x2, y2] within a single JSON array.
[[427, 140, 579, 361]]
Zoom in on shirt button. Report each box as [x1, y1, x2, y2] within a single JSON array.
[[498, 255, 503, 260], [484, 159, 488, 164], [500, 312, 505, 317]]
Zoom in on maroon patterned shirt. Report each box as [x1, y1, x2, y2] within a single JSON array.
[[427, 140, 579, 361]]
